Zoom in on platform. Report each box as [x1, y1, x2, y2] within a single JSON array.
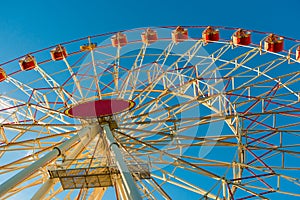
[[48, 163, 150, 190]]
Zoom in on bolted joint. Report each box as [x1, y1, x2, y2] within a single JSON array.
[[109, 142, 120, 150], [53, 147, 62, 156]]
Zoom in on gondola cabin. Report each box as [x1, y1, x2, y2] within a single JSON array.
[[171, 26, 188, 43], [50, 45, 67, 61], [141, 28, 158, 45], [80, 43, 97, 51], [232, 29, 251, 45], [19, 55, 37, 71], [111, 32, 128, 47], [0, 68, 7, 82], [202, 26, 220, 42], [264, 34, 284, 53]]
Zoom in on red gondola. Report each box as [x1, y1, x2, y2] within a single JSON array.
[[19, 54, 37, 71], [232, 29, 251, 45], [171, 26, 188, 43], [202, 26, 219, 42], [141, 28, 158, 45], [0, 68, 7, 82], [111, 32, 128, 47], [264, 34, 284, 53], [50, 45, 67, 61], [296, 46, 300, 61]]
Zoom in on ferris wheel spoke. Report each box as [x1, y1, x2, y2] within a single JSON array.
[[230, 182, 273, 200], [151, 167, 221, 199], [123, 93, 218, 122], [31, 179, 59, 200], [0, 96, 74, 134], [0, 142, 64, 174], [115, 130, 221, 179], [125, 60, 212, 116], [87, 187, 107, 200], [227, 73, 299, 108], [62, 58, 84, 98], [154, 41, 175, 68], [196, 44, 232, 78], [5, 77, 47, 106], [136, 180, 157, 199], [149, 157, 224, 198], [247, 143, 300, 159], [111, 46, 123, 93], [122, 72, 231, 124], [209, 48, 260, 79], [114, 133, 258, 198], [2, 173, 44, 199], [18, 104, 71, 126], [1, 123, 81, 139], [42, 185, 64, 200], [123, 85, 196, 122], [122, 104, 230, 138], [121, 43, 148, 99], [121, 144, 237, 169], [125, 42, 176, 103], [121, 111, 234, 127], [157, 39, 205, 74], [233, 58, 287, 92], [119, 139, 239, 160], [87, 44, 103, 100], [144, 178, 172, 200], [0, 130, 77, 151], [35, 66, 77, 105]]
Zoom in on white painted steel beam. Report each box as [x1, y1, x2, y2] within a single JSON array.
[[0, 125, 100, 198], [102, 123, 142, 200]]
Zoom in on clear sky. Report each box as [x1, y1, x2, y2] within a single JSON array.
[[0, 0, 299, 199], [0, 0, 299, 63]]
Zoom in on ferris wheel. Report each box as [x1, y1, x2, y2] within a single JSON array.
[[0, 25, 299, 200]]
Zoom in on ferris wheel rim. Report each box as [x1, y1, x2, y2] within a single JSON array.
[[0, 25, 299, 199], [1, 25, 300, 68]]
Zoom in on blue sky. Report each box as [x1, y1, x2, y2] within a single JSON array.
[[0, 0, 299, 63], [0, 0, 299, 199]]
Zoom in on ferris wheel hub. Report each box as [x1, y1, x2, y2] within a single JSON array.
[[64, 99, 135, 118]]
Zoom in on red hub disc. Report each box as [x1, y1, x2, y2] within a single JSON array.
[[64, 99, 135, 118]]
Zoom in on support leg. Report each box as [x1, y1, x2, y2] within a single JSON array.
[[0, 125, 100, 198], [31, 125, 100, 200], [102, 123, 142, 200]]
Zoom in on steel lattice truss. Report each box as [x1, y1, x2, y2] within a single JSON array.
[[0, 26, 300, 199]]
